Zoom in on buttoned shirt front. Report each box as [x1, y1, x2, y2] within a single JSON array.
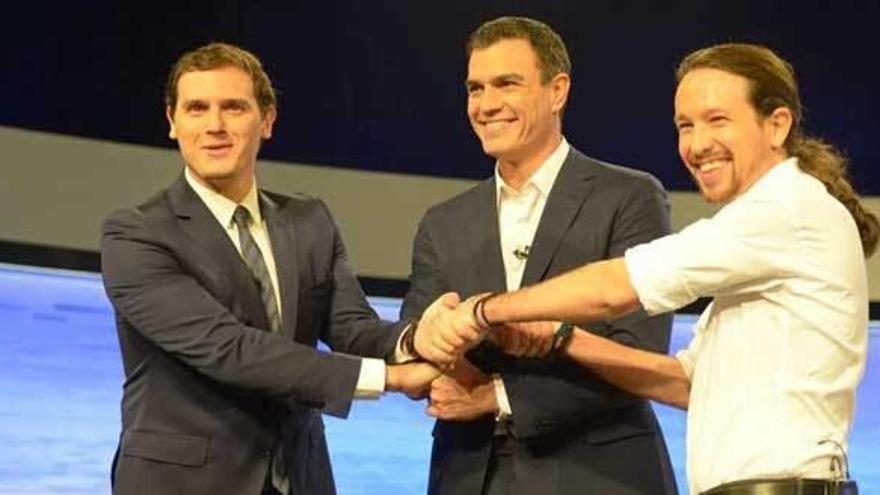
[[624, 158, 868, 493], [495, 139, 570, 292], [492, 138, 570, 416]]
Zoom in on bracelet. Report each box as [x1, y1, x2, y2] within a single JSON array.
[[551, 322, 575, 356], [472, 293, 497, 329]]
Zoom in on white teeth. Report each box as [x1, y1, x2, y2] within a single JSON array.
[[485, 121, 508, 131], [698, 160, 729, 172]]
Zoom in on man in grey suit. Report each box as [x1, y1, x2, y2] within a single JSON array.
[[101, 42, 440, 495], [400, 17, 678, 494]]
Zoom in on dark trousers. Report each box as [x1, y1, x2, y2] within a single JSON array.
[[481, 434, 516, 495]]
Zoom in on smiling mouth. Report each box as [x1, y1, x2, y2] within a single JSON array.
[[202, 143, 233, 155], [691, 157, 732, 174], [480, 119, 516, 134], [697, 160, 726, 172]]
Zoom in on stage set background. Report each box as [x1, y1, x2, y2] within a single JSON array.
[[2, 1, 879, 494]]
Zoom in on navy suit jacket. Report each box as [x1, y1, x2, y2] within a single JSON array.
[[402, 148, 679, 494], [101, 176, 403, 494]]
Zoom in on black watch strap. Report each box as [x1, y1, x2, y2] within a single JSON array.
[[551, 322, 575, 356]]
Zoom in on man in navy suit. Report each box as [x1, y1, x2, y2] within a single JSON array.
[[101, 42, 441, 495], [401, 17, 678, 495]]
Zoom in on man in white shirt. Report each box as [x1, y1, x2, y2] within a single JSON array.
[[101, 42, 445, 495], [400, 16, 677, 495], [444, 43, 879, 494]]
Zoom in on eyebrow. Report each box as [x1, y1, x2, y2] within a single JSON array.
[[465, 73, 526, 88], [674, 107, 728, 124], [220, 98, 252, 108], [180, 97, 252, 107], [180, 98, 208, 107]]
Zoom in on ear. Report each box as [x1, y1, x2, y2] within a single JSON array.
[[549, 72, 571, 114], [261, 106, 277, 140], [165, 106, 177, 139], [766, 106, 793, 149]]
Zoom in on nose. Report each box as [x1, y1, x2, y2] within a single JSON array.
[[686, 124, 714, 160], [481, 86, 503, 111], [206, 107, 225, 133], [478, 86, 503, 115]]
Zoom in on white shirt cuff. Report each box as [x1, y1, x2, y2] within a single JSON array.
[[354, 358, 386, 399], [492, 375, 513, 418]]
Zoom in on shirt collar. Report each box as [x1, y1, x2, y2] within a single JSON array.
[[738, 156, 799, 200], [494, 138, 570, 203], [184, 168, 262, 228]]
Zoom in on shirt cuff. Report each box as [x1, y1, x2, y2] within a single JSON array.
[[674, 349, 697, 381], [392, 322, 419, 364], [492, 375, 513, 418], [354, 358, 385, 400]]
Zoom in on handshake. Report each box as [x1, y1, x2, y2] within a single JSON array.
[[411, 292, 562, 365], [385, 293, 571, 420]]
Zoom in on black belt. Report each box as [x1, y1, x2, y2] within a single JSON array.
[[703, 478, 858, 495]]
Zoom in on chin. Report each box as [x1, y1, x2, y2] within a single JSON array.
[[699, 188, 732, 204]]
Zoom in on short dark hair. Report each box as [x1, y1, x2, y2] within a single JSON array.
[[466, 16, 571, 84], [165, 42, 276, 116]]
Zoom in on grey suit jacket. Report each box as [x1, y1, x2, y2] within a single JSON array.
[[402, 148, 678, 494], [101, 176, 403, 495]]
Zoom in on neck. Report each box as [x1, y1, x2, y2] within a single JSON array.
[[748, 151, 790, 189], [191, 171, 254, 204], [497, 134, 562, 191]]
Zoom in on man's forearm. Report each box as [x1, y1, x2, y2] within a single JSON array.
[[481, 258, 641, 326], [563, 328, 689, 410]]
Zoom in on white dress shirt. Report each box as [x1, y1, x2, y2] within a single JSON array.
[[185, 169, 386, 397], [492, 138, 570, 416], [624, 158, 868, 493]]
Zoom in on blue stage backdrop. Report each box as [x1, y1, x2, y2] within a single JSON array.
[[0, 263, 877, 494]]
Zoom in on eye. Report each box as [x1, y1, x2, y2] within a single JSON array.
[[184, 101, 208, 113], [709, 115, 729, 125], [675, 121, 693, 134], [223, 101, 249, 113], [466, 84, 483, 97], [497, 78, 520, 90]]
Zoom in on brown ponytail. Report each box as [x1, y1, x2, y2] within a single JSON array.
[[789, 137, 878, 256]]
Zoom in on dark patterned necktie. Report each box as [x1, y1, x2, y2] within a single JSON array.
[[232, 206, 281, 333]]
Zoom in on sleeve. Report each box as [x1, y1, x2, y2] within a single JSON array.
[[399, 210, 450, 320], [354, 358, 386, 399], [625, 195, 793, 315], [101, 208, 362, 417], [503, 174, 676, 442], [313, 200, 406, 360]]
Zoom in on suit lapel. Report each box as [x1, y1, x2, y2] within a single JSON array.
[[166, 176, 269, 331], [260, 191, 299, 339], [470, 179, 508, 294], [520, 149, 597, 287]]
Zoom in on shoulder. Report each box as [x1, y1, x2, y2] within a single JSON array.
[[420, 178, 493, 225], [102, 185, 175, 238], [261, 188, 333, 220], [568, 148, 667, 195]]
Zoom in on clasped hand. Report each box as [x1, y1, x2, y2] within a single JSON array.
[[413, 292, 558, 363]]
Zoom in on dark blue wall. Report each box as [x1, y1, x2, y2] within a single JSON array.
[[3, 1, 878, 194]]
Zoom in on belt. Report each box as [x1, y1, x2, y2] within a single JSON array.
[[703, 478, 858, 495]]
